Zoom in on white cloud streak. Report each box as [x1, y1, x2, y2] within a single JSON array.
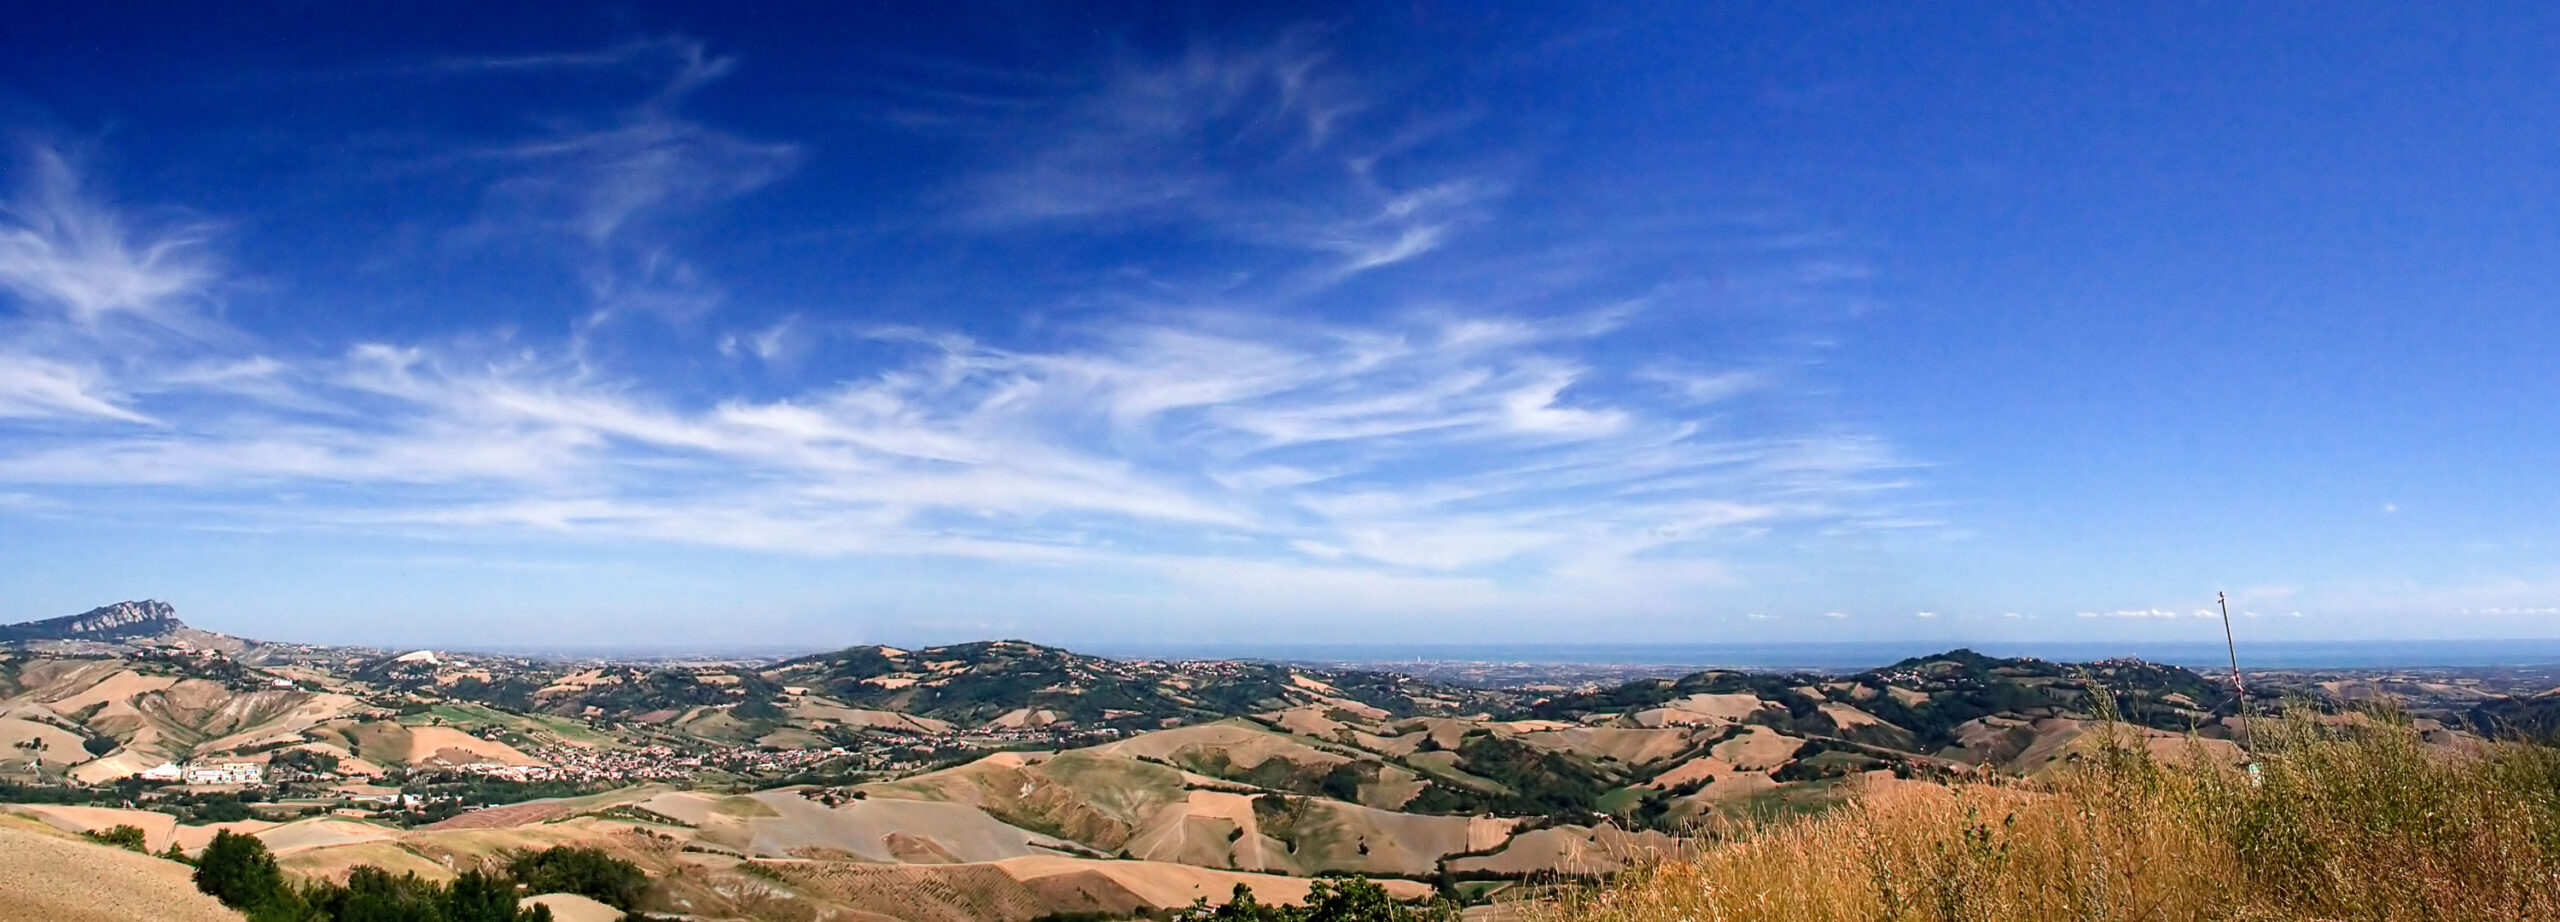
[[0, 300, 1912, 582], [0, 144, 230, 425], [0, 146, 219, 329], [0, 356, 156, 423], [457, 37, 801, 322], [955, 33, 1489, 280]]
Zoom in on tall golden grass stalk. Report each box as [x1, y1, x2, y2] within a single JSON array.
[[1537, 702, 2560, 922]]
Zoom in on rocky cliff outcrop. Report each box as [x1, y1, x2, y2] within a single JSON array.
[[0, 600, 185, 642]]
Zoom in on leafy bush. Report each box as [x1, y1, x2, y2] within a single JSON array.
[[82, 823, 149, 851]]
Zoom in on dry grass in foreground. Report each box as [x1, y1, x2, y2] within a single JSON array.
[[1536, 701, 2560, 922]]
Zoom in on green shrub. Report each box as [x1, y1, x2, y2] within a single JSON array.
[[82, 823, 149, 852]]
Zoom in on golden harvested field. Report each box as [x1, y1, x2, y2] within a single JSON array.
[[403, 725, 544, 765], [1446, 825, 1679, 876], [3, 802, 182, 853], [523, 893, 623, 922], [0, 822, 241, 922], [277, 838, 455, 883], [421, 800, 572, 829], [172, 818, 279, 852], [251, 817, 399, 854], [1517, 727, 1698, 765]]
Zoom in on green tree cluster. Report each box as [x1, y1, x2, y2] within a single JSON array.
[[270, 748, 344, 776], [504, 846, 650, 909], [82, 822, 150, 851], [192, 829, 580, 921]]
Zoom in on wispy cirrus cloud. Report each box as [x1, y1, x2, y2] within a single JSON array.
[[0, 356, 157, 424], [950, 33, 1492, 280], [450, 36, 801, 323], [428, 39, 693, 75], [0, 33, 1927, 623], [0, 286, 1911, 586], [0, 146, 220, 330], [0, 144, 232, 423]]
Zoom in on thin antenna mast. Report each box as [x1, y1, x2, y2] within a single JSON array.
[[2218, 590, 2252, 752]]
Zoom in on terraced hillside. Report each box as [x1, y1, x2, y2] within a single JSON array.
[[346, 638, 1516, 751], [820, 648, 2274, 885], [766, 640, 1506, 728], [0, 649, 367, 784]]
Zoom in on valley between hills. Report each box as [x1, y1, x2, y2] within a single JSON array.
[[3, 600, 2556, 921]]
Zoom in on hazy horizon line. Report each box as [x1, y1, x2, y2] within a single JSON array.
[[331, 636, 2560, 671]]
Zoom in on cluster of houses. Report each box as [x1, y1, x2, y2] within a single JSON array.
[[477, 743, 862, 783], [135, 760, 263, 785]]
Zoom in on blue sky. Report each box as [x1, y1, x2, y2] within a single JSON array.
[[2, 3, 2555, 648]]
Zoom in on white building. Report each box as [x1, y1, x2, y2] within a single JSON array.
[[137, 761, 184, 782], [181, 762, 263, 785]]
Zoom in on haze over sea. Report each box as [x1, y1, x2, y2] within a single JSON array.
[[1099, 640, 2560, 671], [454, 638, 2560, 672]]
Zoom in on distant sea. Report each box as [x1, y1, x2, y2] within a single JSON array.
[[1087, 639, 2560, 672]]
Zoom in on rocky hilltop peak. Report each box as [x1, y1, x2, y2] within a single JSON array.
[[0, 599, 185, 642]]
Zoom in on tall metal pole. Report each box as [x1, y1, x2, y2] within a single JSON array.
[[2219, 590, 2252, 752]]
